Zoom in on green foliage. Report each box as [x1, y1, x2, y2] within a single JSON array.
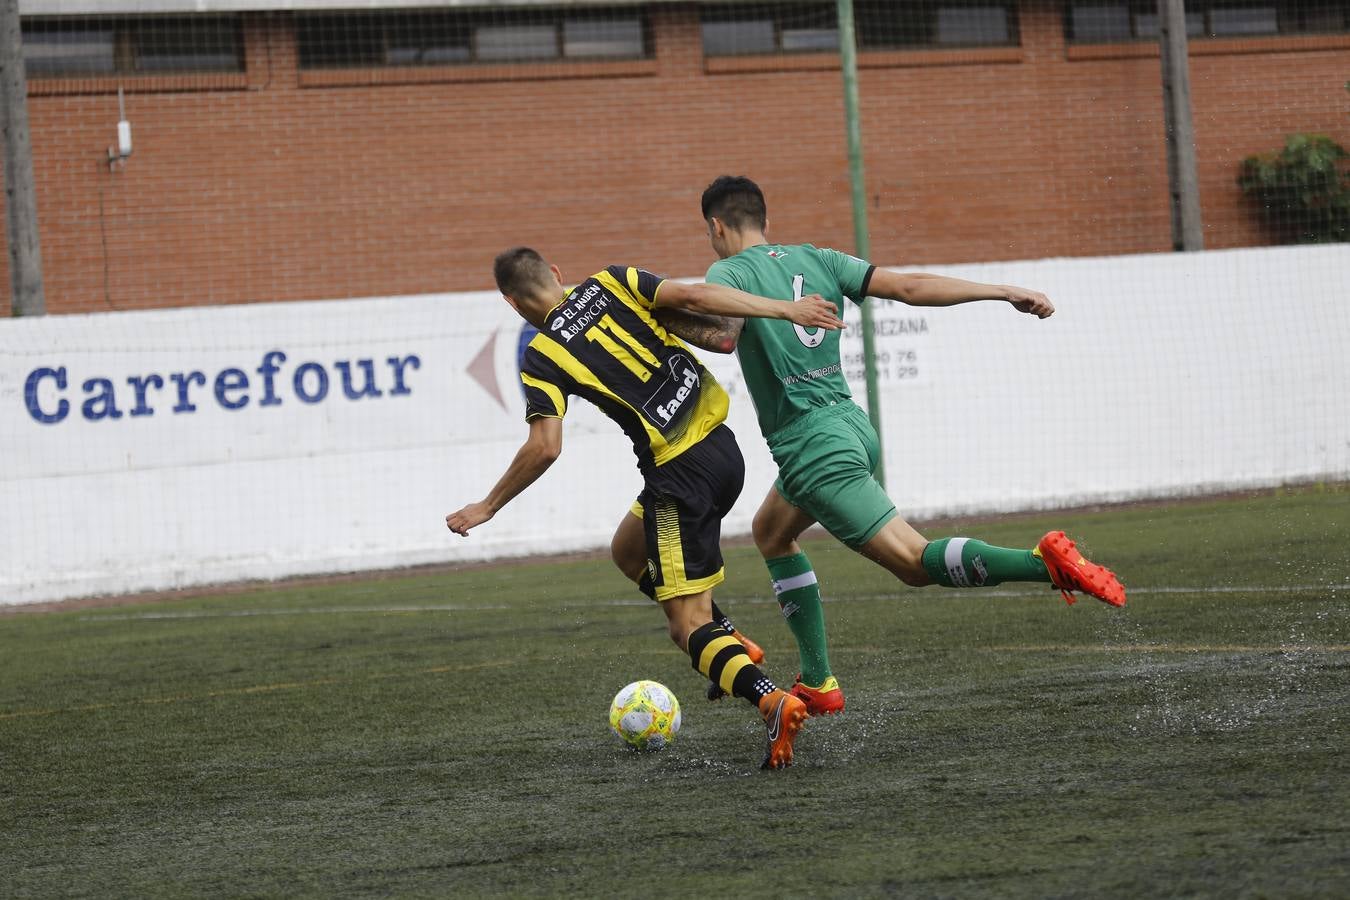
[[1238, 133, 1350, 244]]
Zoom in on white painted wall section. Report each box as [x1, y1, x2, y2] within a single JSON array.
[[2, 244, 1346, 605]]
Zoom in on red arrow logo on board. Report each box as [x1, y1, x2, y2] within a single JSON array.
[[466, 329, 506, 411]]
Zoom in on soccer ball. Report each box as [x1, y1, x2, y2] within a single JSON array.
[[608, 680, 681, 751]]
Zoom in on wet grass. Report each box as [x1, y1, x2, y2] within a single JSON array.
[[2, 487, 1347, 897]]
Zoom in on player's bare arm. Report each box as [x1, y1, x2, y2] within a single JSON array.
[[654, 307, 746, 354], [446, 416, 562, 536], [869, 269, 1054, 319], [655, 281, 844, 332]]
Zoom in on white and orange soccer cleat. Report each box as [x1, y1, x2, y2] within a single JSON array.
[[758, 689, 808, 770]]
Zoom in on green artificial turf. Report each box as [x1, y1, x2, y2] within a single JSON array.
[[2, 487, 1347, 897]]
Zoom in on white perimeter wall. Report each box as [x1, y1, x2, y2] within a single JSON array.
[[2, 244, 1347, 606]]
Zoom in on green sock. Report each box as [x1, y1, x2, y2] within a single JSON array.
[[921, 537, 1050, 588], [767, 553, 832, 686]]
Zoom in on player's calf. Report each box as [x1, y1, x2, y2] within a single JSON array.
[[705, 625, 766, 701], [686, 622, 806, 768]]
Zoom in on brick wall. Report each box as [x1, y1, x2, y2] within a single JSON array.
[[3, 2, 1348, 314]]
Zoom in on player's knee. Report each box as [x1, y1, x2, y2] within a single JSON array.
[[895, 566, 930, 588], [891, 551, 930, 587], [610, 539, 644, 583], [750, 506, 771, 542], [861, 539, 930, 586], [667, 619, 691, 651], [752, 509, 791, 557]]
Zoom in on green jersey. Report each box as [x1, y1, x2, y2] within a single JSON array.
[[706, 243, 874, 437]]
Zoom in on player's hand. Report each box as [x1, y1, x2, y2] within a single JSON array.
[[790, 294, 845, 330], [1006, 286, 1054, 319], [446, 502, 493, 536]]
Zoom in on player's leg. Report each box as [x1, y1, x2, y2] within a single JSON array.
[[751, 485, 844, 714], [765, 403, 909, 714], [821, 403, 1125, 606], [661, 590, 769, 704], [614, 500, 768, 654], [663, 589, 806, 769], [610, 503, 648, 584], [915, 533, 1048, 588], [648, 425, 807, 768], [855, 515, 930, 585], [659, 587, 712, 650], [710, 603, 765, 665], [858, 515, 1126, 607]]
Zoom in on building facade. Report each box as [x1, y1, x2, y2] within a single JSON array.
[[4, 0, 1348, 314]]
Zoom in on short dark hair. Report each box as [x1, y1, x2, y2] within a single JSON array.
[[701, 175, 767, 231], [493, 246, 552, 299]]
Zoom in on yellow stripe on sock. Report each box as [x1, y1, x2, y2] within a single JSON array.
[[697, 635, 740, 677], [718, 654, 752, 695]]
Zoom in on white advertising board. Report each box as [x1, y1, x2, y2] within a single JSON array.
[[2, 244, 1347, 605]]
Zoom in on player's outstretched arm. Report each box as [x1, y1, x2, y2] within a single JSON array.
[[446, 416, 562, 536], [869, 269, 1054, 319], [655, 282, 845, 331]]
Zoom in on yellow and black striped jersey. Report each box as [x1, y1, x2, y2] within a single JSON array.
[[520, 265, 730, 471]]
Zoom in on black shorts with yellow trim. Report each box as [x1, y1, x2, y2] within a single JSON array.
[[629, 424, 745, 603]]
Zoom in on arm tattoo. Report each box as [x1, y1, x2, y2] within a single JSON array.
[[655, 308, 745, 354]]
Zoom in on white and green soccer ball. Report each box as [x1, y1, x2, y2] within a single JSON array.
[[608, 680, 681, 751]]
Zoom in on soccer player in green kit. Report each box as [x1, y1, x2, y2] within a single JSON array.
[[687, 176, 1126, 716]]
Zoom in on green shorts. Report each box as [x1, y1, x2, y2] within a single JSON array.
[[769, 401, 896, 549]]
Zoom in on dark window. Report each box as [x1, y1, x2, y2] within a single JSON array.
[[1066, 0, 1349, 41], [297, 9, 649, 68], [1132, 8, 1207, 37], [700, 1, 1019, 54], [935, 6, 1014, 43], [564, 17, 648, 58], [22, 16, 243, 77], [858, 0, 1020, 48], [700, 2, 839, 55]]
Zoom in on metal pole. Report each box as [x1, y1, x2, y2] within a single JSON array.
[[1159, 0, 1203, 251], [0, 0, 44, 315], [836, 0, 884, 487]]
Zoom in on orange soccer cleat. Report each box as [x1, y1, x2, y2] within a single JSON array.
[[790, 674, 846, 716], [758, 689, 809, 770], [1034, 530, 1127, 607]]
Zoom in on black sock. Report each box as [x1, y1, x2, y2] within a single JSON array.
[[710, 600, 736, 633]]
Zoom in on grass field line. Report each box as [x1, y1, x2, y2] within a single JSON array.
[[827, 583, 1348, 602], [828, 642, 1349, 655], [67, 581, 1348, 622], [0, 659, 515, 721], [983, 643, 1350, 653]]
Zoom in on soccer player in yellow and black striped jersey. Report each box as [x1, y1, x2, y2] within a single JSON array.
[[446, 247, 842, 768]]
